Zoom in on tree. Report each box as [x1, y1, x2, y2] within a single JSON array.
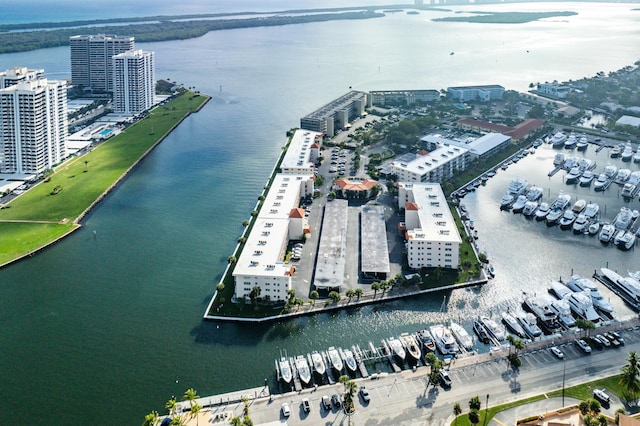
[[165, 398, 178, 417], [84, 160, 89, 172], [615, 408, 626, 424], [190, 402, 202, 426], [468, 409, 480, 425], [230, 417, 242, 426], [371, 282, 381, 295], [469, 396, 482, 411], [328, 291, 341, 303], [142, 411, 159, 426], [346, 289, 355, 300], [354, 288, 363, 299], [216, 283, 225, 292], [619, 352, 640, 405], [249, 286, 261, 303], [182, 388, 199, 409], [453, 402, 462, 424], [340, 375, 358, 415], [597, 414, 608, 426], [426, 353, 443, 385], [310, 290, 319, 300], [575, 319, 596, 337]]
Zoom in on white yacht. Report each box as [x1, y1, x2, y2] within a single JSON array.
[[522, 200, 539, 217], [511, 195, 528, 213], [621, 143, 634, 162], [553, 153, 566, 166], [579, 171, 594, 187], [429, 324, 459, 356], [583, 202, 600, 219], [614, 230, 636, 251], [327, 347, 343, 372], [551, 132, 567, 148], [572, 214, 589, 234], [295, 355, 312, 385], [566, 275, 614, 314], [593, 173, 608, 191], [507, 178, 528, 196], [386, 337, 406, 361], [588, 221, 601, 235], [621, 171, 640, 198], [559, 210, 577, 229], [564, 133, 577, 149], [549, 280, 573, 299], [576, 135, 589, 150], [565, 167, 582, 184], [599, 223, 616, 243], [600, 268, 640, 308], [550, 192, 571, 211], [613, 207, 633, 230], [603, 163, 618, 179], [525, 186, 544, 201], [634, 150, 640, 163], [577, 158, 594, 172], [524, 294, 560, 332], [341, 348, 358, 372], [480, 315, 506, 341], [615, 168, 631, 185], [546, 207, 564, 226], [449, 322, 473, 351], [611, 144, 623, 158], [572, 199, 586, 213], [565, 291, 600, 323], [550, 298, 576, 328], [501, 311, 526, 338], [278, 357, 293, 384], [535, 202, 550, 221], [500, 193, 515, 209], [399, 333, 421, 362], [516, 312, 542, 338], [311, 351, 326, 376]]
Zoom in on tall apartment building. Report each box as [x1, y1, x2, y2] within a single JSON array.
[[0, 79, 67, 174], [70, 34, 135, 91], [112, 50, 155, 114], [0, 67, 45, 89], [300, 91, 368, 136]]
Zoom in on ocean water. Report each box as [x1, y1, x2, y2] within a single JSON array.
[[0, 3, 639, 424]]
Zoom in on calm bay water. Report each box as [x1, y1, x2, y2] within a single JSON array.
[[0, 3, 639, 424]]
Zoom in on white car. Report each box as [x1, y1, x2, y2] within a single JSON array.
[[592, 388, 610, 403], [281, 403, 290, 417], [550, 346, 564, 359]]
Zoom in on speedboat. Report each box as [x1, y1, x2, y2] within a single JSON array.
[[613, 207, 633, 230], [278, 357, 293, 384], [516, 312, 542, 338], [622, 182, 636, 198], [593, 173, 608, 191], [535, 202, 550, 221], [549, 280, 573, 299], [565, 167, 582, 184], [525, 186, 544, 201], [603, 163, 618, 179], [341, 348, 358, 372], [295, 355, 312, 385], [584, 202, 600, 219], [634, 150, 640, 163], [550, 298, 576, 328], [416, 329, 436, 353], [588, 221, 601, 235], [559, 210, 576, 229], [430, 324, 459, 356], [576, 135, 588, 150], [551, 132, 567, 148], [479, 315, 506, 341], [524, 294, 561, 332], [577, 158, 594, 172], [546, 208, 564, 226], [327, 347, 343, 372], [522, 200, 539, 217], [511, 195, 528, 213], [506, 178, 528, 196], [553, 153, 566, 166], [473, 320, 490, 344], [579, 171, 594, 187], [550, 191, 571, 211], [600, 268, 640, 308], [311, 351, 326, 376], [599, 223, 616, 243], [565, 291, 600, 323], [615, 168, 631, 185], [500, 193, 515, 210], [621, 143, 634, 162], [610, 144, 623, 158], [572, 214, 589, 234], [572, 199, 586, 213], [501, 311, 526, 338], [449, 322, 473, 351], [614, 230, 636, 251], [564, 133, 577, 149], [399, 333, 421, 362], [566, 275, 614, 314], [387, 337, 406, 361]]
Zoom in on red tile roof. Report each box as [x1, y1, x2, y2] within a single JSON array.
[[289, 208, 305, 219], [405, 202, 419, 211], [334, 178, 378, 191]]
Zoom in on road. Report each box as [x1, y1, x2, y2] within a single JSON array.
[[210, 323, 640, 426]]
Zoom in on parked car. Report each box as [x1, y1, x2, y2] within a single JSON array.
[[595, 334, 611, 348], [331, 393, 341, 408], [439, 370, 452, 387], [321, 395, 331, 410], [603, 332, 621, 346], [612, 331, 625, 345], [575, 339, 592, 354], [550, 346, 564, 359], [302, 398, 311, 413], [359, 386, 371, 402], [281, 403, 290, 417], [592, 388, 610, 403]]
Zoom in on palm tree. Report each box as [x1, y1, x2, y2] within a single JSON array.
[[346, 289, 355, 300], [620, 352, 640, 405], [575, 319, 596, 338], [190, 402, 202, 426], [165, 397, 178, 417], [182, 388, 199, 408], [354, 288, 363, 299], [230, 417, 242, 426], [339, 375, 358, 416], [169, 416, 184, 426], [142, 411, 159, 426], [453, 402, 462, 424], [469, 396, 482, 411], [371, 282, 381, 296]]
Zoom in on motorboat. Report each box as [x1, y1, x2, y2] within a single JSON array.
[[525, 186, 544, 201], [634, 150, 640, 163], [500, 193, 515, 210], [563, 156, 579, 170], [550, 192, 571, 211], [559, 210, 576, 229], [551, 132, 567, 148], [550, 298, 576, 328], [278, 357, 293, 384], [553, 153, 566, 166], [522, 201, 539, 217], [546, 208, 564, 226], [449, 322, 473, 351], [610, 144, 623, 158], [603, 163, 618, 179], [613, 207, 633, 230], [614, 230, 636, 251], [588, 221, 601, 235], [311, 351, 326, 376], [327, 347, 343, 372], [416, 329, 436, 353], [566, 275, 614, 314], [621, 171, 640, 198], [479, 315, 506, 341], [572, 214, 589, 234], [583, 202, 600, 219], [399, 333, 421, 362], [564, 291, 600, 323], [565, 167, 582, 184], [472, 320, 490, 344], [600, 268, 640, 308], [599, 223, 616, 243], [535, 202, 550, 221], [577, 158, 594, 172], [579, 171, 594, 187], [506, 178, 528, 196], [295, 355, 312, 385], [524, 294, 561, 332], [576, 135, 589, 150], [572, 199, 586, 213], [341, 348, 358, 372], [593, 173, 608, 191], [564, 133, 577, 149], [516, 312, 542, 338], [615, 168, 631, 185], [501, 311, 526, 338], [511, 195, 528, 213], [429, 324, 459, 356], [387, 337, 406, 361], [549, 280, 573, 299], [621, 143, 634, 162]]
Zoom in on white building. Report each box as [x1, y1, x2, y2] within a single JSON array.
[[447, 85, 505, 102], [112, 50, 155, 114], [0, 78, 67, 174], [0, 67, 44, 89], [422, 132, 511, 160], [536, 81, 571, 99], [615, 115, 640, 128], [70, 34, 135, 91], [300, 91, 367, 136], [398, 183, 461, 269], [233, 174, 314, 302], [280, 129, 323, 175], [390, 145, 468, 183]]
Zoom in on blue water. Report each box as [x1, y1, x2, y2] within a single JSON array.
[[0, 2, 639, 424]]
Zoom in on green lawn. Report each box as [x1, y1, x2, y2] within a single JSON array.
[[0, 222, 76, 265], [0, 92, 207, 222]]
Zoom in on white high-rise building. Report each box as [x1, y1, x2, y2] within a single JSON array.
[[112, 50, 155, 114], [70, 34, 135, 92], [0, 79, 67, 174], [0, 67, 45, 89]]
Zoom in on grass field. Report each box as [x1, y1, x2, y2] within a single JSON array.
[[0, 91, 208, 265]]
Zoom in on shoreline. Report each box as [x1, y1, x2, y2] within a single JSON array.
[[0, 93, 210, 270]]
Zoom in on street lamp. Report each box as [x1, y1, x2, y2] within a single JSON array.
[[562, 357, 566, 407], [484, 394, 490, 426]]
